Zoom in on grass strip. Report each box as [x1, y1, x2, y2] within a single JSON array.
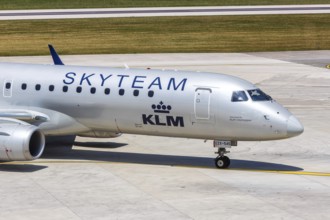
[[0, 0, 330, 10], [0, 14, 329, 56]]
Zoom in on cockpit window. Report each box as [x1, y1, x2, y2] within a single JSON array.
[[231, 91, 248, 102], [248, 89, 272, 101]]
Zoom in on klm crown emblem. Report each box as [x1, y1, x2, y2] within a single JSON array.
[[151, 101, 172, 114]]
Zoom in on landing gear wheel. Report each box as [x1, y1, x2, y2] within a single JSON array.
[[215, 156, 230, 169]]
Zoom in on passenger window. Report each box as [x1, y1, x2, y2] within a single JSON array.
[[104, 88, 110, 95], [248, 89, 272, 101], [35, 84, 41, 91], [148, 90, 154, 97], [5, 82, 11, 89], [90, 87, 96, 94], [49, 85, 54, 92], [63, 86, 68, 92], [133, 90, 139, 97], [119, 89, 125, 96], [231, 91, 248, 102], [21, 83, 27, 90], [76, 86, 82, 93]]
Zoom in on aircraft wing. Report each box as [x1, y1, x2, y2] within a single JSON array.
[[0, 107, 89, 136], [0, 109, 49, 123]]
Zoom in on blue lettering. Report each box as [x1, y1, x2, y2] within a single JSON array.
[[142, 114, 184, 127], [100, 74, 112, 86], [117, 75, 129, 87], [167, 116, 184, 127], [63, 72, 187, 91], [155, 115, 166, 126], [80, 73, 95, 86], [148, 77, 162, 90], [142, 114, 155, 125], [63, 72, 76, 85], [132, 76, 146, 89], [167, 78, 187, 91]]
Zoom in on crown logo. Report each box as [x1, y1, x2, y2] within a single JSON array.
[[151, 101, 172, 113]]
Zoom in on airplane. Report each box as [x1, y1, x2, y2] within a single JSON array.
[[0, 45, 304, 168]]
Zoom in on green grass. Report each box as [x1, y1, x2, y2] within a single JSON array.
[[0, 14, 329, 56], [0, 0, 330, 10]]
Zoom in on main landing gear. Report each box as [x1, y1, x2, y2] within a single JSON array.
[[213, 140, 237, 169]]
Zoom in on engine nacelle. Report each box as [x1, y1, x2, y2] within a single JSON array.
[[0, 124, 45, 161]]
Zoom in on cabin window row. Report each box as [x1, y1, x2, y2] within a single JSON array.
[[20, 83, 155, 97]]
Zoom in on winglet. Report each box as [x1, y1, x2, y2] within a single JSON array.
[[48, 44, 64, 65]]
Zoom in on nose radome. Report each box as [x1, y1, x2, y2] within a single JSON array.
[[287, 115, 304, 137]]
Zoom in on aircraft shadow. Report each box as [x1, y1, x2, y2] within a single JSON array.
[[0, 164, 47, 173], [74, 141, 127, 148], [42, 145, 303, 172]]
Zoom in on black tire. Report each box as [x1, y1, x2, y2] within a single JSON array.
[[215, 156, 230, 169]]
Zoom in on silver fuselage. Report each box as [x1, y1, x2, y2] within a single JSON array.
[[0, 62, 303, 141]]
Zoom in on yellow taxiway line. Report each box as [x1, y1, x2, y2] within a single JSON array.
[[1, 160, 330, 177], [230, 169, 330, 177]]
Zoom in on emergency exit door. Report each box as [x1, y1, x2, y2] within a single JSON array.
[[194, 88, 211, 120]]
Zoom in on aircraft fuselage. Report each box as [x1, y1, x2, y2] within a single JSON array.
[[0, 62, 303, 141]]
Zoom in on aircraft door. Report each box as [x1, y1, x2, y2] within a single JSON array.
[[194, 88, 211, 120], [3, 80, 13, 98]]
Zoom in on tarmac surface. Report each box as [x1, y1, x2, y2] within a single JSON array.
[[0, 5, 330, 20], [0, 51, 329, 219]]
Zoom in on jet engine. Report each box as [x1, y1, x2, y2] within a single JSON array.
[[0, 124, 45, 161]]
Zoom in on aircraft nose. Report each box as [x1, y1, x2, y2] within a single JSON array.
[[287, 115, 304, 137]]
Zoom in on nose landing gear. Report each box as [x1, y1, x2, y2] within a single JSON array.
[[213, 140, 237, 169], [215, 152, 230, 169]]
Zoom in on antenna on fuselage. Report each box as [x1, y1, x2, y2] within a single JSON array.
[[48, 44, 64, 65]]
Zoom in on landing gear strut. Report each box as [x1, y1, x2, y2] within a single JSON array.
[[213, 140, 237, 169]]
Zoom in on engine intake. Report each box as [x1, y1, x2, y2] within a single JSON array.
[[0, 124, 45, 161]]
